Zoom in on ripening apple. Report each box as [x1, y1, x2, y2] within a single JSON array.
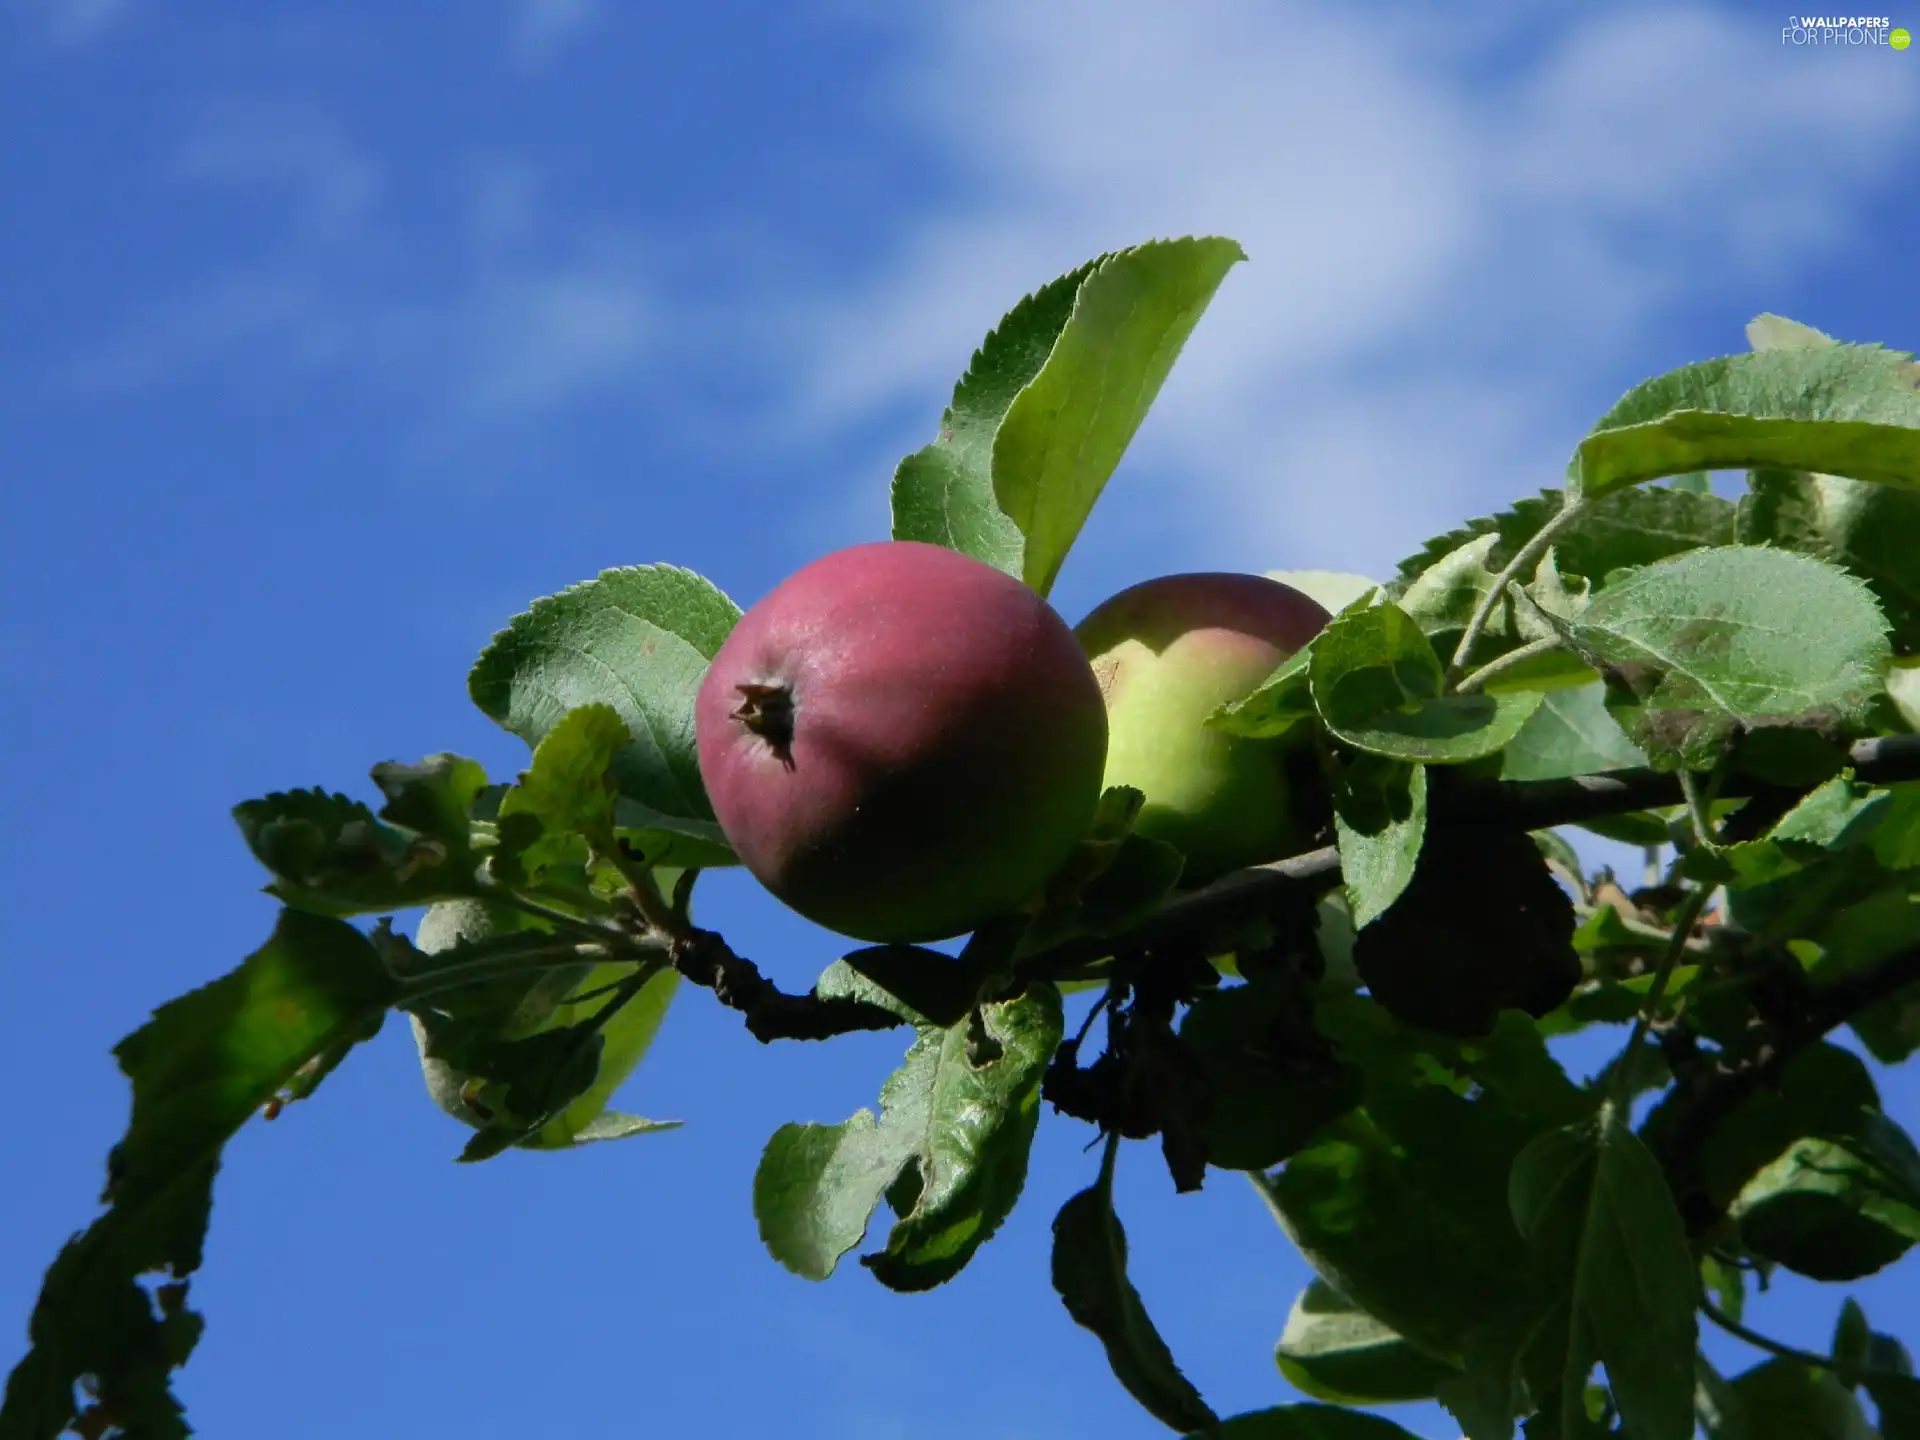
[[1075, 573, 1331, 884], [695, 541, 1108, 943]]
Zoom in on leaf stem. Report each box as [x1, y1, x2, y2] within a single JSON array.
[[1454, 635, 1565, 694], [1612, 885, 1712, 1110], [1698, 1298, 1900, 1381], [1445, 494, 1586, 685]]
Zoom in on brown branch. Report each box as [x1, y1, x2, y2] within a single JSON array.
[[670, 928, 907, 1042], [677, 733, 1920, 1040]]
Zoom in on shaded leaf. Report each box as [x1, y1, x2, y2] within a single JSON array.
[[0, 911, 397, 1440], [1508, 1108, 1697, 1440], [1274, 1280, 1459, 1406], [1733, 1137, 1920, 1280], [1199, 1405, 1425, 1438], [1053, 1136, 1218, 1434], [1179, 983, 1363, 1171], [1728, 1359, 1877, 1440], [1333, 756, 1426, 929], [1352, 823, 1578, 1038]]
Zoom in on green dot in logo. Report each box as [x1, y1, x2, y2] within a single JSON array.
[[1894, 26, 1912, 48]]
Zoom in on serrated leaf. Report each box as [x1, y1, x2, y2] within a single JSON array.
[[499, 703, 628, 840], [1274, 1280, 1458, 1405], [1198, 1405, 1425, 1439], [1053, 1137, 1218, 1434], [0, 911, 397, 1440], [1393, 485, 1736, 589], [1333, 755, 1426, 928], [993, 237, 1244, 595], [1741, 468, 1920, 653], [1178, 983, 1362, 1171], [889, 256, 1101, 571], [1574, 342, 1920, 499], [1567, 546, 1892, 770], [892, 237, 1242, 595], [1508, 1108, 1697, 1440], [1310, 601, 1542, 763], [233, 767, 489, 917], [754, 983, 1059, 1289], [468, 564, 741, 865], [1498, 682, 1647, 781]]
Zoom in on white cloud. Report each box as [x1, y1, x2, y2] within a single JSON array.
[[510, 0, 601, 64], [10, 0, 128, 45], [784, 1, 1917, 582]]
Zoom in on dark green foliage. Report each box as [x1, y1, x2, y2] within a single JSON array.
[[14, 248, 1920, 1440]]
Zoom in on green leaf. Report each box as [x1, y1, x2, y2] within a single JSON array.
[[1800, 879, 1920, 1062], [1332, 756, 1426, 929], [1741, 469, 1920, 653], [1310, 601, 1542, 763], [890, 237, 1243, 595], [0, 910, 397, 1440], [1684, 775, 1890, 889], [1260, 998, 1561, 1373], [994, 237, 1244, 595], [1565, 546, 1892, 771], [1498, 682, 1648, 781], [754, 983, 1060, 1289], [497, 703, 627, 844], [1053, 1136, 1218, 1434], [468, 564, 741, 866], [1866, 1374, 1920, 1440], [1178, 982, 1363, 1171], [1643, 1042, 1879, 1214], [889, 256, 1102, 571], [1393, 484, 1737, 590], [1728, 1359, 1877, 1440], [1274, 1280, 1459, 1405], [1732, 1137, 1920, 1280], [233, 758, 494, 917], [405, 895, 682, 1155], [1198, 1405, 1425, 1438], [1508, 1107, 1697, 1440], [1210, 644, 1318, 739], [1574, 342, 1920, 500]]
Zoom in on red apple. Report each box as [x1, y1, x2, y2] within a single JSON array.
[[696, 541, 1108, 943], [1075, 573, 1330, 883]]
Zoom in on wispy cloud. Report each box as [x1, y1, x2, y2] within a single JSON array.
[[510, 0, 601, 65], [9, 0, 128, 46], [783, 1, 1916, 582]]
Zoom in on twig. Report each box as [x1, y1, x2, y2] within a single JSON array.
[[1446, 494, 1587, 684], [1614, 886, 1711, 1109], [671, 928, 907, 1042], [1455, 635, 1565, 694], [1701, 1298, 1842, 1373]]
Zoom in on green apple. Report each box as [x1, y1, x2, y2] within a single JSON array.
[[1075, 572, 1330, 884]]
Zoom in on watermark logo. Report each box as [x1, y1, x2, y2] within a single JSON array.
[[1783, 14, 1908, 43]]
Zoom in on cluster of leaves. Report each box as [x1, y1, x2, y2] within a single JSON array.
[[10, 243, 1920, 1440]]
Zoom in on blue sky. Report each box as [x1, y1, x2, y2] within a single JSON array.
[[3, 3, 1919, 1436]]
